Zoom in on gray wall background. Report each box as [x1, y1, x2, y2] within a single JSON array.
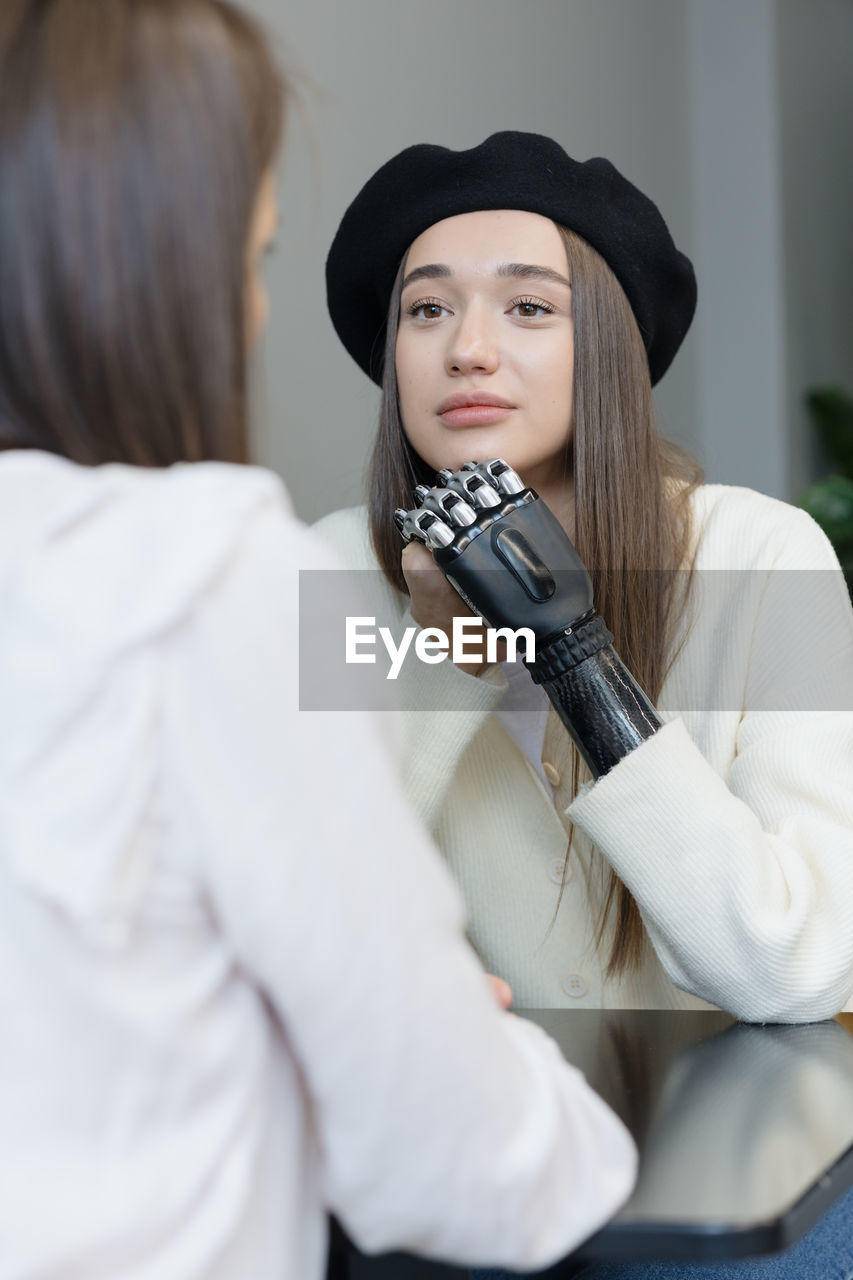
[[245, 0, 853, 523]]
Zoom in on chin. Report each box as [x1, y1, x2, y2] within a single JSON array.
[[424, 434, 518, 476]]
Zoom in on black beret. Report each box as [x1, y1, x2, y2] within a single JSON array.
[[326, 131, 696, 387]]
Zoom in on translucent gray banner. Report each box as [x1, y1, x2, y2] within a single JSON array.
[[298, 568, 853, 714]]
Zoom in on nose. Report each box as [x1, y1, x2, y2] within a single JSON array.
[[445, 302, 499, 376]]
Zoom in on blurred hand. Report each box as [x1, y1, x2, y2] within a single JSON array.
[[486, 973, 513, 1011]]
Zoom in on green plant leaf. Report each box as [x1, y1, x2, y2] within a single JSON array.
[[795, 475, 853, 552]]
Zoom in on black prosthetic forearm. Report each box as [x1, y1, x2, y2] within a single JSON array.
[[395, 459, 663, 779], [531, 625, 662, 779]]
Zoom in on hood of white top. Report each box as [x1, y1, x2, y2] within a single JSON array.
[[0, 451, 286, 943]]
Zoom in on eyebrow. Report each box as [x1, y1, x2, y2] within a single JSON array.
[[401, 262, 571, 291]]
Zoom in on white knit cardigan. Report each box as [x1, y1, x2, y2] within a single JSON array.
[[315, 484, 853, 1022]]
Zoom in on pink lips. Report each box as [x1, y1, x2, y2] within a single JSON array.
[[437, 391, 515, 428]]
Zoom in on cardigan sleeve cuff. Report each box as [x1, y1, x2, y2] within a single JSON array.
[[564, 719, 732, 891], [564, 719, 754, 1003]]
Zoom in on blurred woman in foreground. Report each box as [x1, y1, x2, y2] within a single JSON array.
[[0, 3, 635, 1277]]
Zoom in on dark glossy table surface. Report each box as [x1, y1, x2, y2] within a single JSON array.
[[336, 1010, 853, 1276]]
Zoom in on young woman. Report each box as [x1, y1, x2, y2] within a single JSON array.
[[0, 15, 638, 1279], [320, 131, 853, 1023], [318, 130, 853, 1278]]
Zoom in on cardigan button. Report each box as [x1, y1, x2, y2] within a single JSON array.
[[549, 858, 567, 885], [561, 972, 588, 999], [542, 761, 561, 787]]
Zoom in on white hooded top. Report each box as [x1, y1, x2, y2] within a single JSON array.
[[0, 450, 635, 1280]]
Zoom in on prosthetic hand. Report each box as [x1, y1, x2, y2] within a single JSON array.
[[395, 460, 662, 778]]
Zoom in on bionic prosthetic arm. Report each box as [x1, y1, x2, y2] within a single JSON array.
[[395, 460, 662, 779]]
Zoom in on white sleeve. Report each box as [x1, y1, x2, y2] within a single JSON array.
[[568, 509, 853, 1023], [164, 502, 636, 1270]]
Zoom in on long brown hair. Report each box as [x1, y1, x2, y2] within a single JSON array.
[[0, 0, 284, 466], [368, 225, 703, 975]]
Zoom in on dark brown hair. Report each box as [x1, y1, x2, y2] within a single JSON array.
[[368, 225, 703, 975], [0, 0, 284, 466]]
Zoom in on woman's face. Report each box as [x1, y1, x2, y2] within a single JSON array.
[[246, 169, 280, 347], [395, 209, 574, 490]]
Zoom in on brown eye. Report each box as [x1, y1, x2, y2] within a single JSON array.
[[406, 296, 450, 321], [509, 295, 555, 318]]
